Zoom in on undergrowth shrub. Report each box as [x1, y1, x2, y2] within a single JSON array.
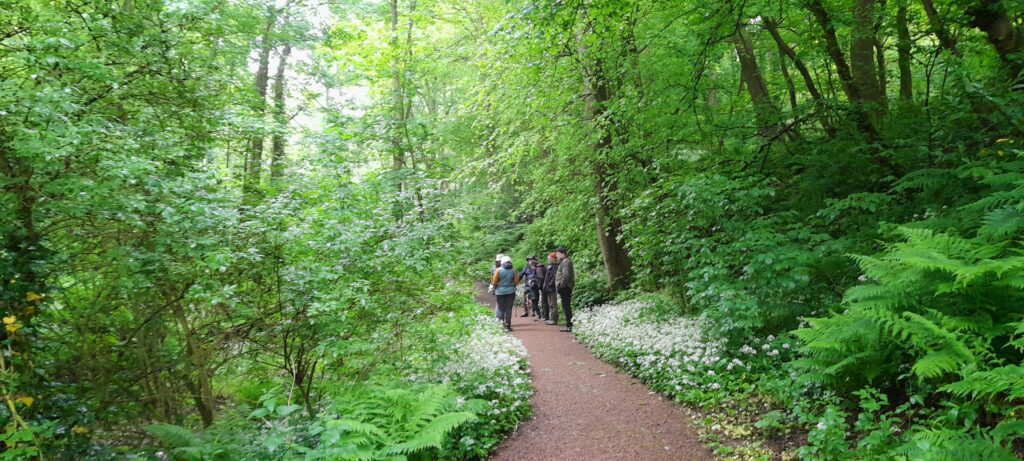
[[143, 308, 530, 460], [794, 148, 1024, 458]]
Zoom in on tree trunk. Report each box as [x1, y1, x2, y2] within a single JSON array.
[[920, 0, 962, 57], [733, 26, 780, 137], [170, 302, 215, 427], [967, 0, 1023, 79], [764, 18, 823, 103], [594, 165, 632, 291], [578, 21, 632, 291], [764, 17, 836, 136], [897, 2, 914, 100], [806, 0, 860, 103], [390, 0, 406, 172], [778, 48, 799, 111], [625, 6, 645, 99], [270, 43, 291, 179], [873, 0, 889, 107], [851, 0, 885, 118], [807, 0, 880, 138], [246, 9, 276, 194]]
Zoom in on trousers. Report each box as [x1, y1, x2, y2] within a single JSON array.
[[496, 293, 515, 328], [558, 287, 573, 328]]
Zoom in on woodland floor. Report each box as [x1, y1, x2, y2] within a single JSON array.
[[475, 284, 712, 461]]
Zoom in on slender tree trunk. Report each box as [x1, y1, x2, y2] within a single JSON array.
[[873, 0, 889, 107], [807, 0, 860, 102], [807, 0, 880, 138], [246, 9, 276, 194], [778, 48, 798, 111], [734, 26, 780, 137], [897, 2, 914, 100], [920, 0, 961, 57], [270, 43, 291, 179], [578, 20, 631, 291], [390, 0, 406, 173], [625, 6, 645, 99], [764, 17, 836, 135], [170, 302, 214, 427], [764, 18, 823, 102], [967, 0, 1023, 79]]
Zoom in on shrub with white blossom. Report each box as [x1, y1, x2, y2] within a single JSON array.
[[438, 312, 532, 459], [573, 299, 733, 403]]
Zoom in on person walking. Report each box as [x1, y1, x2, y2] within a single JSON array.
[[489, 255, 519, 331], [554, 247, 575, 332], [520, 256, 543, 319], [542, 252, 559, 325]]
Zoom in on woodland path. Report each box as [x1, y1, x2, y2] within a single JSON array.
[[475, 284, 711, 461]]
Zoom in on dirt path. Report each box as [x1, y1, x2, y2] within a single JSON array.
[[475, 284, 711, 461]]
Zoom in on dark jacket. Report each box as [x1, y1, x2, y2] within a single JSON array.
[[555, 256, 575, 291], [543, 261, 558, 293], [521, 264, 544, 294]]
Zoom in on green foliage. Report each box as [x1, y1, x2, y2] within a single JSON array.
[[897, 429, 1020, 461], [6, 0, 1024, 458], [311, 385, 478, 460], [798, 405, 852, 461], [144, 423, 243, 461]]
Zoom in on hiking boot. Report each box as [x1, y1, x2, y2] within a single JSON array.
[[505, 325, 513, 331], [544, 320, 556, 325]]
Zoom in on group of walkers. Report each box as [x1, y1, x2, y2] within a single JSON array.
[[488, 247, 575, 333]]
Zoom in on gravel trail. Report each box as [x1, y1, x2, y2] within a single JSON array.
[[476, 284, 712, 461]]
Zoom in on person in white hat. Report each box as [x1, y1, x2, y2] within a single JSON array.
[[488, 254, 507, 314]]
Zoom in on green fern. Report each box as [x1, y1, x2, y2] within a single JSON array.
[[796, 154, 1024, 459], [380, 412, 477, 455], [896, 429, 1019, 461], [979, 207, 1024, 240], [896, 311, 975, 379], [145, 423, 203, 450], [314, 384, 479, 460], [941, 365, 1024, 402], [144, 423, 241, 461]]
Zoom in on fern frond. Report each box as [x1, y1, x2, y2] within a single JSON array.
[[898, 312, 975, 379], [979, 207, 1024, 240], [380, 412, 476, 455], [891, 168, 957, 194], [327, 419, 386, 439], [896, 429, 1018, 461], [145, 423, 202, 449], [941, 365, 1024, 401]]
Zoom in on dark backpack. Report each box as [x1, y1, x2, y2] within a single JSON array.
[[524, 267, 540, 290]]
